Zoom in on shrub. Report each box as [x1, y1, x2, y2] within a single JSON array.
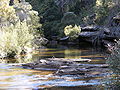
[[107, 41, 120, 74], [64, 25, 81, 40], [0, 0, 43, 58], [0, 21, 34, 56], [105, 40, 120, 89]]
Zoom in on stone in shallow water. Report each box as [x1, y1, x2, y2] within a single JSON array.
[[20, 58, 110, 78]]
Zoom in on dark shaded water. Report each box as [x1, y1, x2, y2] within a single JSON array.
[[0, 45, 119, 89]]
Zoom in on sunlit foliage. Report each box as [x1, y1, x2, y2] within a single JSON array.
[[95, 0, 117, 24], [64, 25, 81, 40], [0, 0, 18, 23], [0, 0, 43, 58]]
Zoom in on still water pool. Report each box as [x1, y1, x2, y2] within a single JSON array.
[[0, 45, 119, 89]]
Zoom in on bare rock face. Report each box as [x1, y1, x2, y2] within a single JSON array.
[[58, 25, 120, 53]]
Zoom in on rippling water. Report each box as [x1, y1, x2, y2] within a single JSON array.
[[0, 45, 118, 89]]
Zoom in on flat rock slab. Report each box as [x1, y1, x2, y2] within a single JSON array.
[[20, 58, 111, 78], [46, 58, 91, 62]]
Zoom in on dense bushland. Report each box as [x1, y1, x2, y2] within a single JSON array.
[[0, 0, 44, 58], [26, 0, 120, 39]]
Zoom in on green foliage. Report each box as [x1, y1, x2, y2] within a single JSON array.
[[105, 42, 120, 89], [26, 0, 54, 14], [107, 41, 120, 74], [64, 25, 81, 40], [0, 0, 43, 58], [94, 0, 120, 25], [0, 0, 18, 24], [26, 0, 97, 39], [26, 0, 82, 39], [0, 22, 34, 56], [61, 12, 78, 23], [58, 12, 80, 37], [26, 0, 120, 40], [55, 0, 82, 13]]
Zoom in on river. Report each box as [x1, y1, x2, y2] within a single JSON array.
[[0, 45, 119, 89]]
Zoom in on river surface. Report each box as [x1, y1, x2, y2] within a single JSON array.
[[0, 45, 119, 89]]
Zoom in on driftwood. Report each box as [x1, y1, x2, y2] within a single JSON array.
[[21, 58, 110, 77]]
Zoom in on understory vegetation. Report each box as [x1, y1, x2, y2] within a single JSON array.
[[64, 25, 81, 40], [0, 0, 43, 58], [105, 40, 120, 89], [107, 40, 120, 74]]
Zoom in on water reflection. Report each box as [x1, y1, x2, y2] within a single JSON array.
[[0, 64, 54, 89], [0, 46, 109, 89], [0, 46, 105, 64], [0, 63, 105, 89]]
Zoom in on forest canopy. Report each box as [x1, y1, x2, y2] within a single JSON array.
[[26, 0, 120, 39]]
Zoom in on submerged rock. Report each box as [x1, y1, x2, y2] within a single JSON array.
[[21, 58, 110, 78]]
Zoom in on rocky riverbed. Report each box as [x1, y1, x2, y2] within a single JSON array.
[[18, 58, 111, 78]]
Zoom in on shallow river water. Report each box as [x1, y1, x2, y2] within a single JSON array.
[[0, 45, 119, 89]]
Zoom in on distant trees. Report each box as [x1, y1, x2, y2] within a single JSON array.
[[95, 0, 120, 24], [26, 0, 120, 40], [55, 0, 80, 13]]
